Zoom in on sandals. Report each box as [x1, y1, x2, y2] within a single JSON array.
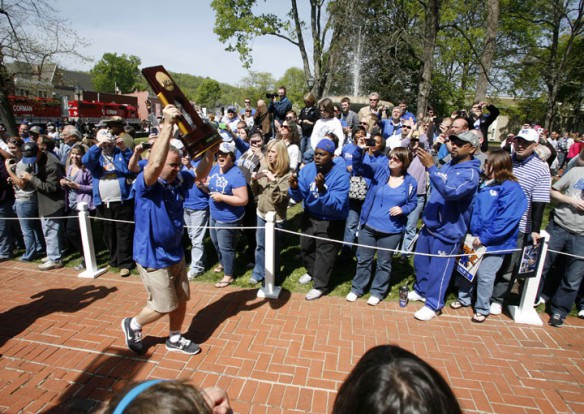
[[213, 264, 224, 273], [471, 313, 488, 323], [450, 300, 468, 310], [215, 276, 234, 288]]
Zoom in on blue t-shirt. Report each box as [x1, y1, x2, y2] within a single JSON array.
[[133, 170, 194, 268], [207, 164, 246, 223]]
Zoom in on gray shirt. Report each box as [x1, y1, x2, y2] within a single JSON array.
[[552, 166, 584, 235]]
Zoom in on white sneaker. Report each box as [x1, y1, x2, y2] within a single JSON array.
[[305, 289, 323, 301], [346, 292, 358, 302], [188, 268, 203, 280], [367, 296, 381, 306], [490, 302, 503, 315], [407, 290, 426, 302], [414, 306, 438, 321], [298, 273, 312, 285], [578, 310, 584, 319]]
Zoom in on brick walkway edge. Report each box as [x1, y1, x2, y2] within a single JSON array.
[[0, 261, 583, 413]]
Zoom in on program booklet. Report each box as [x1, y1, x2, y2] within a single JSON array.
[[455, 235, 487, 282]]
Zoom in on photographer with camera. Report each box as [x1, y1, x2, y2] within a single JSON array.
[[268, 86, 293, 128]]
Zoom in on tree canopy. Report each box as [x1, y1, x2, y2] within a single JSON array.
[[90, 53, 142, 94]]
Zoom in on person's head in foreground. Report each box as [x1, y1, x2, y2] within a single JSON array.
[[104, 379, 231, 414], [333, 345, 462, 414]]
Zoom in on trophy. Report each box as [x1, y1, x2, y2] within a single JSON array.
[[142, 65, 222, 158]]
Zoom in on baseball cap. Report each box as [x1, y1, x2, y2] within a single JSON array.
[[29, 126, 42, 135], [450, 131, 480, 148], [22, 142, 39, 164], [218, 141, 236, 154], [227, 106, 237, 114], [515, 128, 539, 143]]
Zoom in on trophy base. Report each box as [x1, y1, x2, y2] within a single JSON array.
[[182, 128, 222, 159]]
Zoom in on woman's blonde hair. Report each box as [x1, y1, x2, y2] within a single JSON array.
[[266, 140, 290, 176]]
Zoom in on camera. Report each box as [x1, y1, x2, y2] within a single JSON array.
[[265, 93, 278, 99], [366, 137, 377, 147], [24, 164, 34, 173], [141, 143, 152, 150], [7, 158, 16, 165]]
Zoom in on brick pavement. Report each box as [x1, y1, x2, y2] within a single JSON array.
[[0, 260, 583, 413]]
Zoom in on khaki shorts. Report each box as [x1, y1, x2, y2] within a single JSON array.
[[137, 257, 190, 313]]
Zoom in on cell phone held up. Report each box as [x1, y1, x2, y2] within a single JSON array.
[[141, 143, 152, 150]]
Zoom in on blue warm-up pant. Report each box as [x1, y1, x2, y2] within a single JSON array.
[[413, 227, 460, 311]]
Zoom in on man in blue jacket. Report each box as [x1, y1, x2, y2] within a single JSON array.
[[409, 131, 481, 320], [289, 139, 350, 300]]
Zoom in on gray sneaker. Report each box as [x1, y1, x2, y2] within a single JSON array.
[[38, 259, 64, 271], [121, 318, 143, 354], [188, 268, 203, 280], [166, 337, 201, 355]]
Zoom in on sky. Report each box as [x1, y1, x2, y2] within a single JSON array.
[[53, 0, 304, 86]]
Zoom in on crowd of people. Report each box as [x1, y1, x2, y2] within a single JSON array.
[[1, 88, 584, 335]]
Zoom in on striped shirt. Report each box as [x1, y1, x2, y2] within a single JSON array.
[[513, 153, 551, 233]]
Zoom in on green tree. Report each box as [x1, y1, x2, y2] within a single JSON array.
[[211, 0, 353, 98], [91, 53, 141, 94], [195, 78, 222, 108]]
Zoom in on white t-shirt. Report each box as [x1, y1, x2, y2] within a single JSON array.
[[310, 118, 345, 156]]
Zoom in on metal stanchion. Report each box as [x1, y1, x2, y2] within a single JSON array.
[[257, 211, 282, 299], [76, 202, 107, 279], [508, 230, 550, 326]]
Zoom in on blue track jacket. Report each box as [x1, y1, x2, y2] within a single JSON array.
[[423, 159, 481, 243]]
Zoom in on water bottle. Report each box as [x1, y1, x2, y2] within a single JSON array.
[[399, 285, 409, 307]]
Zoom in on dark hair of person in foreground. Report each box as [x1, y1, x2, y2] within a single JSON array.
[[333, 345, 462, 414]]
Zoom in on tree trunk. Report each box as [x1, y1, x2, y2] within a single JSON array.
[[416, 0, 442, 117], [0, 52, 17, 136], [475, 0, 499, 101]]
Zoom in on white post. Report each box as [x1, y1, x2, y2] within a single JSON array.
[[508, 230, 550, 326], [257, 211, 282, 299], [76, 202, 107, 279]]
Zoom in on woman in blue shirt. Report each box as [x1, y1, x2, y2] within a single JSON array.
[[207, 142, 248, 288], [451, 148, 526, 322], [347, 146, 418, 305]]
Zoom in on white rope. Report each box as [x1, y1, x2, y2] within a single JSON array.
[[3, 213, 584, 260]]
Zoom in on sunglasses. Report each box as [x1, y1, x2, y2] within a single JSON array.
[[244, 101, 251, 104], [281, 125, 290, 130], [389, 155, 402, 162], [402, 126, 412, 129], [450, 138, 469, 147], [360, 122, 368, 126], [369, 99, 379, 102]]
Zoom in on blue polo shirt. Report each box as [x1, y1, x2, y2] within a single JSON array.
[[207, 164, 246, 223], [133, 170, 194, 268]]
